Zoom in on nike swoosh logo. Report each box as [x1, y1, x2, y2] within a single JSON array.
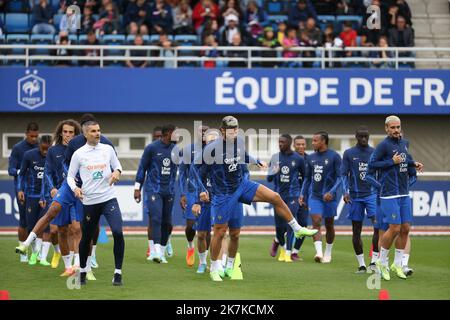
[[56, 155, 63, 158], [157, 153, 162, 155]]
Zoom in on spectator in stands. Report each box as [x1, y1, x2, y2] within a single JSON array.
[[201, 19, 220, 43], [388, 14, 414, 62], [81, 5, 97, 34], [57, 0, 68, 14], [220, 14, 249, 46], [59, 6, 79, 34], [300, 17, 322, 46], [173, 0, 194, 34], [220, 0, 244, 25], [81, 30, 100, 66], [387, 4, 399, 30], [395, 0, 412, 26], [126, 34, 149, 68], [192, 0, 220, 33], [313, 0, 337, 15], [339, 21, 357, 57], [226, 33, 248, 68], [0, 15, 3, 36], [245, 0, 268, 41], [370, 35, 394, 68], [323, 29, 343, 67], [124, 0, 151, 34], [156, 32, 176, 68], [149, 0, 173, 34], [277, 20, 287, 45], [257, 26, 280, 68], [95, 0, 121, 35], [54, 33, 72, 66], [32, 0, 56, 34], [298, 30, 316, 68], [201, 34, 219, 68], [288, 0, 317, 29], [282, 27, 300, 67], [336, 0, 366, 15]]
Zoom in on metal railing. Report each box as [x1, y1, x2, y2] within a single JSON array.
[[1, 44, 450, 68]]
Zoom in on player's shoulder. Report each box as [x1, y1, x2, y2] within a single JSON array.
[[100, 135, 114, 145], [12, 139, 26, 151], [23, 148, 35, 159]]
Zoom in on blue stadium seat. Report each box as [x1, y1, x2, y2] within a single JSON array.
[[5, 13, 30, 33], [267, 15, 288, 30], [264, 0, 286, 15], [30, 34, 54, 66], [149, 34, 173, 44], [50, 0, 60, 11], [317, 15, 336, 31], [102, 35, 126, 67], [336, 15, 363, 33], [54, 34, 78, 44], [177, 42, 199, 67], [79, 34, 88, 44], [7, 1, 26, 13], [126, 34, 150, 45], [6, 34, 29, 65], [53, 14, 63, 31], [174, 34, 199, 45]]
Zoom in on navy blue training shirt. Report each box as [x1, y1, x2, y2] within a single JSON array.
[[18, 148, 50, 199], [341, 145, 377, 199], [301, 148, 342, 200], [267, 151, 305, 199], [8, 139, 38, 191]]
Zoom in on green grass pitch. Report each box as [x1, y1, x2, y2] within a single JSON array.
[[1, 235, 449, 300]]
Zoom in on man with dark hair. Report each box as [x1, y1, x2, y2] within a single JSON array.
[[45, 119, 83, 275], [16, 115, 115, 274], [193, 116, 317, 281], [341, 126, 378, 273], [267, 134, 305, 263], [134, 124, 178, 263], [300, 131, 342, 263], [291, 135, 309, 261], [17, 135, 52, 266], [67, 121, 124, 286], [144, 126, 164, 258], [9, 122, 39, 263], [179, 125, 210, 267]]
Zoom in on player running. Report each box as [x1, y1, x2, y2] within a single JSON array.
[[194, 116, 317, 282], [15, 115, 115, 274], [290, 135, 309, 261], [179, 125, 209, 267], [341, 126, 377, 273], [134, 125, 178, 264], [17, 135, 52, 266], [8, 122, 39, 262], [368, 115, 423, 280], [189, 129, 220, 273], [145, 126, 166, 258], [300, 131, 342, 263], [267, 134, 305, 263], [67, 120, 124, 286], [43, 119, 83, 274]]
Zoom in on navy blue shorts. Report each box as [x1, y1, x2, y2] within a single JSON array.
[[52, 180, 77, 207], [308, 196, 337, 218], [374, 202, 389, 231], [16, 192, 27, 228], [183, 192, 198, 221], [211, 179, 259, 229], [193, 203, 212, 232], [380, 196, 412, 225], [347, 194, 377, 222], [26, 197, 50, 233]]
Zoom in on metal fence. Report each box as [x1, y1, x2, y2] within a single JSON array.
[[1, 44, 450, 68]]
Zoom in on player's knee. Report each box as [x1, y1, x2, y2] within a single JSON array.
[[390, 224, 401, 235], [400, 225, 410, 236], [271, 192, 283, 205], [197, 232, 206, 241]]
